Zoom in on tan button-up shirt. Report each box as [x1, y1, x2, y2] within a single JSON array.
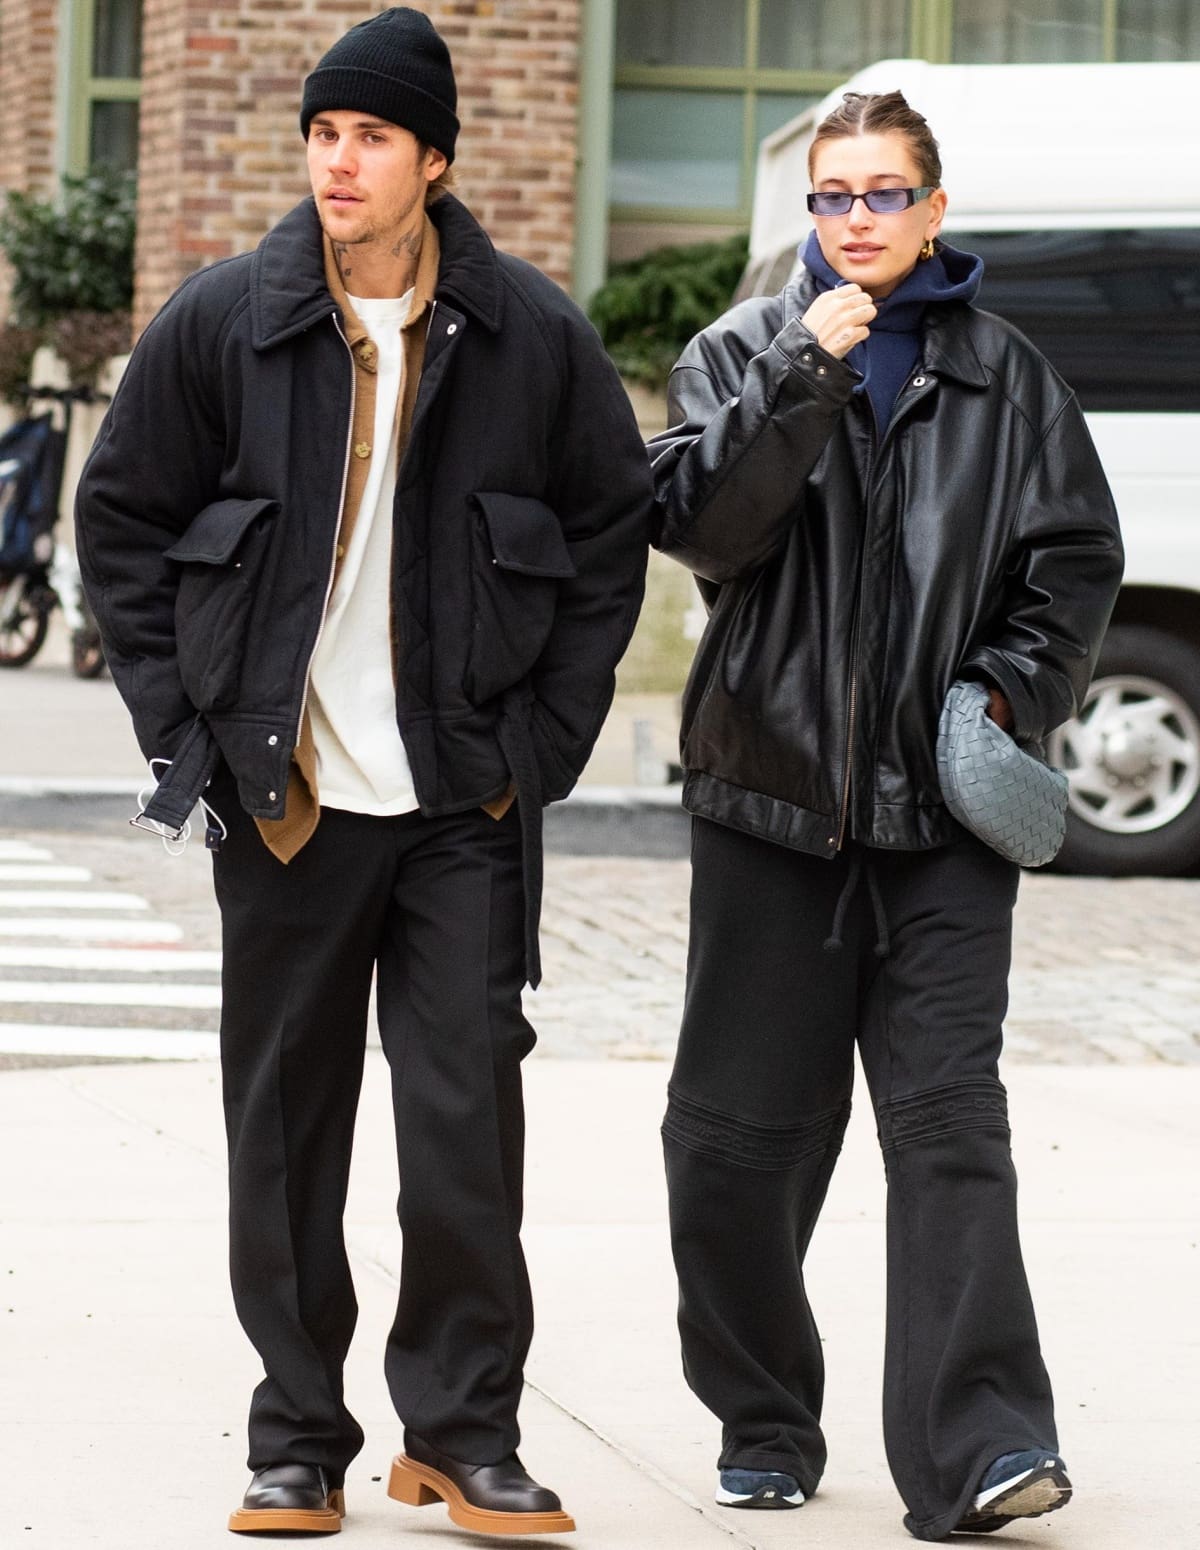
[[254, 217, 441, 861]]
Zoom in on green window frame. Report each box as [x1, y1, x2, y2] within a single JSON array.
[[610, 0, 1200, 227], [611, 0, 864, 226], [58, 0, 142, 177]]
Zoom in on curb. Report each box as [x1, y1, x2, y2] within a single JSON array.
[[0, 776, 691, 858]]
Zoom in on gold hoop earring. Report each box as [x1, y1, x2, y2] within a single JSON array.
[[919, 237, 936, 261]]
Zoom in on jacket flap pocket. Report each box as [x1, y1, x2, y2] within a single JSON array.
[[164, 497, 278, 565], [475, 493, 577, 579]]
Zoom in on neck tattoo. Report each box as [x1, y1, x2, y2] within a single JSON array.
[[391, 229, 422, 261]]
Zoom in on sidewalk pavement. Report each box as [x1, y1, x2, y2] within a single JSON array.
[[5, 1052, 1198, 1548]]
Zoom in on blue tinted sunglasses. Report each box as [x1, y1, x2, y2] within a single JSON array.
[[807, 186, 935, 216]]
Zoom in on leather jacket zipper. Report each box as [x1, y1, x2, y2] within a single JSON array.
[[294, 311, 357, 743], [835, 397, 877, 851], [835, 635, 859, 851], [833, 371, 933, 849]]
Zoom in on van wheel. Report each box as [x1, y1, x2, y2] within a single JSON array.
[[1048, 625, 1200, 875]]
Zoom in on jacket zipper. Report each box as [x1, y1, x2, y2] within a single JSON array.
[[833, 371, 932, 849], [294, 311, 357, 744], [834, 399, 877, 851], [835, 638, 859, 850]]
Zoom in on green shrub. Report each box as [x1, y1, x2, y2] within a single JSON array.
[[0, 323, 41, 408], [0, 168, 137, 328], [51, 308, 132, 390], [588, 232, 749, 390]]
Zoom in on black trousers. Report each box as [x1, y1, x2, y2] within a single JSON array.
[[211, 788, 535, 1483], [664, 819, 1058, 1541]]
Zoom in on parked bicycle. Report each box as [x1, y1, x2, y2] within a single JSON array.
[[0, 383, 108, 675]]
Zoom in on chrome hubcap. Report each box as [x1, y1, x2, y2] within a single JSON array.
[[1048, 674, 1200, 835]]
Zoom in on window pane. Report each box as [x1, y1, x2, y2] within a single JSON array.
[[92, 0, 143, 78], [1116, 0, 1200, 59], [960, 228, 1200, 411], [953, 0, 1105, 62], [755, 93, 822, 147], [616, 0, 745, 68], [90, 99, 140, 173], [611, 89, 744, 209], [758, 0, 909, 73]]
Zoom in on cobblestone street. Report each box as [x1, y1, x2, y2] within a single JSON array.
[[535, 857, 1200, 1064], [2, 826, 1197, 1067]]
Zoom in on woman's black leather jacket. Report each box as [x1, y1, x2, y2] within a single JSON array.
[[650, 268, 1124, 857]]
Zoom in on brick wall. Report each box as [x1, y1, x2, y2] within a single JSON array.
[[0, 0, 59, 315], [134, 1, 582, 333]]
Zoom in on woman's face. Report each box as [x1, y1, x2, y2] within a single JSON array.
[[809, 131, 947, 299]]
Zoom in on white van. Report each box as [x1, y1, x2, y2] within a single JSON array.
[[741, 60, 1200, 876]]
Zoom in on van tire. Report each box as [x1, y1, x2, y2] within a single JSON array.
[[1049, 625, 1200, 876]]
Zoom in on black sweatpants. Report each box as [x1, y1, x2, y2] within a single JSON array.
[[211, 787, 535, 1483], [664, 819, 1058, 1541]]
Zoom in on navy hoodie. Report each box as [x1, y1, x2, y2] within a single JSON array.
[[800, 230, 984, 431]]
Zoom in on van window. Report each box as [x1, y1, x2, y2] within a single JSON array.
[[950, 228, 1200, 412]]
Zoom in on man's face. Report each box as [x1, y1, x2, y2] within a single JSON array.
[[306, 111, 447, 247]]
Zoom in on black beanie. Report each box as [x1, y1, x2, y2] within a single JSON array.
[[300, 7, 459, 164]]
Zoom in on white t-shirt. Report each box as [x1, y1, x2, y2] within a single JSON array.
[[308, 289, 418, 815]]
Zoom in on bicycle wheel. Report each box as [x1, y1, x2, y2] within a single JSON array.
[[0, 574, 50, 666]]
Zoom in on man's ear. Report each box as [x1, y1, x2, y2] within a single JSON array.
[[424, 146, 449, 184]]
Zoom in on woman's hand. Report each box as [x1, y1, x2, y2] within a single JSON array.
[[985, 689, 1014, 732], [800, 284, 877, 359]]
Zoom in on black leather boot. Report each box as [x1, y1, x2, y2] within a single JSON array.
[[388, 1432, 575, 1535], [228, 1462, 345, 1534]]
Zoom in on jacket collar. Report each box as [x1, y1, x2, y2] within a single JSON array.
[[920, 306, 990, 390], [425, 193, 504, 333], [784, 264, 989, 391], [251, 193, 503, 350]]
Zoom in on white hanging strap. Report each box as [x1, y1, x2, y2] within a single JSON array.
[[198, 789, 228, 852], [130, 757, 226, 856]]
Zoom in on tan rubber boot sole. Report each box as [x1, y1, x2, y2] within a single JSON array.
[[388, 1454, 575, 1536], [228, 1487, 345, 1534]]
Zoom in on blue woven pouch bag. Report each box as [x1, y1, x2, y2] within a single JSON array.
[[936, 680, 1068, 868]]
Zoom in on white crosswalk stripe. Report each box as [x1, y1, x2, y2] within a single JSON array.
[[0, 980, 223, 1008], [0, 1024, 219, 1059], [0, 843, 54, 861], [0, 864, 93, 882], [0, 918, 184, 941], [0, 946, 221, 972], [0, 889, 150, 911], [0, 840, 220, 1060]]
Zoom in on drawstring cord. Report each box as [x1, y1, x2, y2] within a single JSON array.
[[864, 857, 891, 959], [823, 847, 891, 959], [823, 850, 861, 954]]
